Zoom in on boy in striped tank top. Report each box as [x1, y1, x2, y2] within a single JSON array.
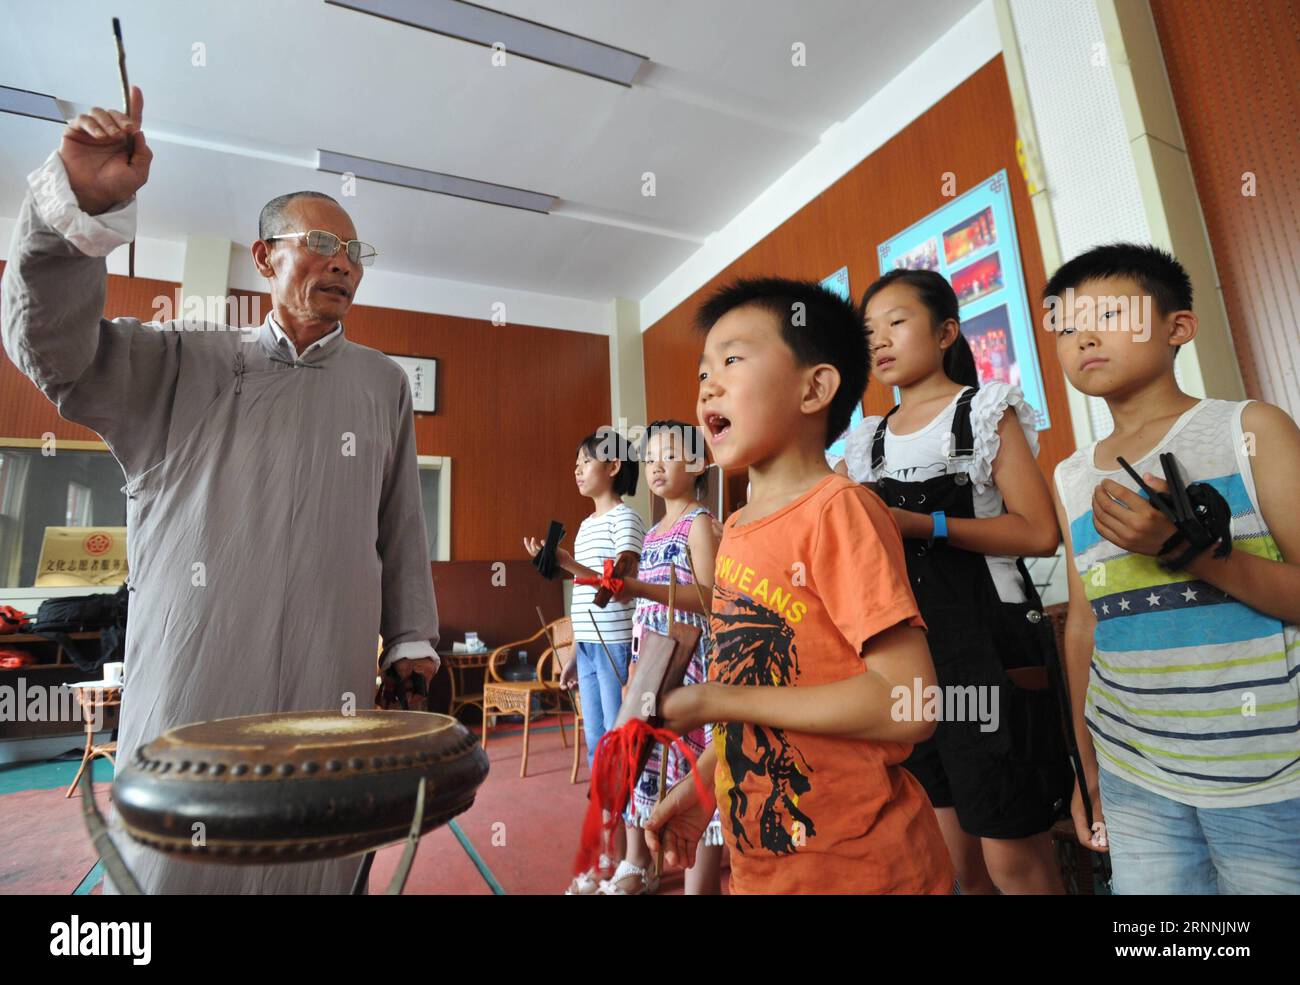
[[1046, 244, 1300, 894]]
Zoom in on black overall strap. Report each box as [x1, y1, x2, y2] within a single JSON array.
[[870, 405, 902, 472], [948, 387, 979, 459], [873, 388, 978, 473], [1015, 556, 1105, 862]]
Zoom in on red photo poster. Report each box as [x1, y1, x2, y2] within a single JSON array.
[[942, 206, 996, 265], [950, 253, 1003, 306], [961, 304, 1016, 387]]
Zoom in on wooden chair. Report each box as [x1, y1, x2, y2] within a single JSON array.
[[481, 617, 580, 778]]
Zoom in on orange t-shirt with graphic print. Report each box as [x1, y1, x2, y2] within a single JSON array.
[[708, 473, 953, 894]]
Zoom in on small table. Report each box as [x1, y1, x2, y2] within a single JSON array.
[[66, 683, 121, 799], [441, 648, 490, 722]]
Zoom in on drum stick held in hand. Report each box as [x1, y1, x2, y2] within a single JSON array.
[[587, 613, 626, 686], [683, 544, 711, 618], [653, 567, 678, 877], [665, 544, 715, 877], [112, 17, 136, 277]]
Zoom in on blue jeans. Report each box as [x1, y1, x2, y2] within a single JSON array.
[[1099, 768, 1300, 894], [575, 640, 632, 767]]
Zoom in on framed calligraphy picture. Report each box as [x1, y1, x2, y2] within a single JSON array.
[[386, 355, 438, 413]]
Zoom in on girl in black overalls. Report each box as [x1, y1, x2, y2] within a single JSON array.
[[839, 269, 1073, 894]]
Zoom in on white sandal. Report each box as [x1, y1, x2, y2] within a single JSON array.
[[596, 858, 660, 895], [564, 854, 613, 895]]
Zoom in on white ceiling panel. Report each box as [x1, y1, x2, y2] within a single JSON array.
[[0, 0, 983, 301]]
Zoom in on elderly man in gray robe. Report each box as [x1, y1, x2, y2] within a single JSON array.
[[1, 87, 441, 893]]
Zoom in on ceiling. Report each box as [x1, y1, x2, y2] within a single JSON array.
[[0, 0, 983, 302]]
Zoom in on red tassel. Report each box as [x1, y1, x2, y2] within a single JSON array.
[[572, 718, 712, 875], [573, 557, 625, 596]]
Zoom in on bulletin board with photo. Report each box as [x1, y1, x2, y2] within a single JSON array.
[[876, 170, 1050, 430]]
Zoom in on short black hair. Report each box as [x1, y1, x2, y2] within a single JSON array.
[[1043, 243, 1193, 317], [646, 419, 711, 499], [860, 268, 979, 390], [577, 429, 639, 497], [258, 190, 343, 241], [696, 277, 867, 448]]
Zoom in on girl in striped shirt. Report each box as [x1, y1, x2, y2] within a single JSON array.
[[525, 429, 645, 894]]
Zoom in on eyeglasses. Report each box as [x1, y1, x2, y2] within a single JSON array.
[[265, 230, 378, 267]]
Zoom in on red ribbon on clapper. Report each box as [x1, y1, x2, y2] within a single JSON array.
[[573, 558, 625, 597], [573, 718, 712, 875]]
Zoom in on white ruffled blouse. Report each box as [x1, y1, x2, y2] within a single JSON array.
[[838, 383, 1041, 603]]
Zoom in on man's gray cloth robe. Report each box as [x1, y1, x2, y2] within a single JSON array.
[[2, 192, 439, 894]]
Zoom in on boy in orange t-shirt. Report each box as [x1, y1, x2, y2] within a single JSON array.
[[646, 277, 954, 894]]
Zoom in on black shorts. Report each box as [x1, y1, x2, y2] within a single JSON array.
[[905, 601, 1074, 840]]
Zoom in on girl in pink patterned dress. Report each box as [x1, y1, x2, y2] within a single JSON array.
[[601, 421, 724, 894]]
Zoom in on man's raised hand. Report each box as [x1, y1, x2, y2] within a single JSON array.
[[60, 84, 151, 215]]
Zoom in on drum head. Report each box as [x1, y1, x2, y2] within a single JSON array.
[[113, 710, 489, 864]]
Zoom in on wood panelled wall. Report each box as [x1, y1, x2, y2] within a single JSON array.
[[1151, 0, 1300, 417], [430, 560, 564, 646], [0, 260, 611, 560], [0, 261, 174, 442], [644, 56, 1076, 486]]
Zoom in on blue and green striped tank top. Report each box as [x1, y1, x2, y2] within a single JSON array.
[[1054, 399, 1299, 808]]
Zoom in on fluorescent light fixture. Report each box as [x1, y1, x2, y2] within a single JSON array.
[[0, 85, 64, 123], [318, 149, 557, 213], [326, 0, 648, 86]]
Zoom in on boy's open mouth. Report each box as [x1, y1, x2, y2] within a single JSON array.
[[704, 411, 731, 441]]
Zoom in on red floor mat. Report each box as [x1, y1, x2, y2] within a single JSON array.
[[0, 717, 728, 895]]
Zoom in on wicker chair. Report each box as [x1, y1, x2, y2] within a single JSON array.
[[65, 685, 120, 798], [569, 691, 585, 784], [481, 616, 581, 778]]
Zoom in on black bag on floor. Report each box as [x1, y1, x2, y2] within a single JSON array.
[[30, 584, 128, 673]]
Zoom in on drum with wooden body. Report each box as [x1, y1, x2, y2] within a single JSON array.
[[112, 710, 489, 864]]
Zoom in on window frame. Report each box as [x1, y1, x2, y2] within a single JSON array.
[[416, 455, 452, 562]]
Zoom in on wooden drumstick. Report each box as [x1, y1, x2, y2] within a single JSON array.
[[537, 605, 565, 676], [113, 19, 131, 155], [683, 544, 712, 618], [536, 606, 560, 666], [653, 567, 678, 878], [676, 543, 718, 874], [587, 612, 626, 686], [666, 565, 676, 634], [112, 17, 136, 278]]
